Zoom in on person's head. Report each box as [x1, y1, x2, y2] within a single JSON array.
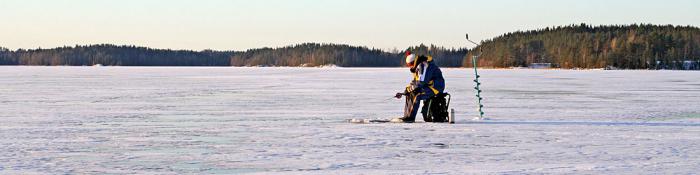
[[405, 50, 428, 73], [405, 50, 417, 68]]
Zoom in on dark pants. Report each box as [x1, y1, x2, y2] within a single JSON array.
[[402, 93, 432, 122]]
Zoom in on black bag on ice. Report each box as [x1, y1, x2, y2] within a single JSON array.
[[423, 93, 450, 123]]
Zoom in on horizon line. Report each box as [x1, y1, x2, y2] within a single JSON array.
[[1, 42, 470, 53]]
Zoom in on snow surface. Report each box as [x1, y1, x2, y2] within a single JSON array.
[[1, 66, 699, 174]]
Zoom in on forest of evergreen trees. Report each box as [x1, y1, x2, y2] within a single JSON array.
[[465, 24, 700, 69], [0, 43, 466, 67], [230, 43, 466, 67], [1, 24, 698, 69], [0, 44, 232, 66]]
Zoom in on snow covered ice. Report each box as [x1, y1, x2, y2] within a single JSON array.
[[1, 66, 699, 174]]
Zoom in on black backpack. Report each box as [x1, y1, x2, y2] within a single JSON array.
[[424, 93, 451, 123]]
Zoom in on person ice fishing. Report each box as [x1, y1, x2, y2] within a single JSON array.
[[393, 50, 446, 123]]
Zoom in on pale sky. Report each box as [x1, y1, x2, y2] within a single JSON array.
[[1, 0, 698, 51]]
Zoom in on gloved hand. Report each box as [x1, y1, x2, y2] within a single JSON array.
[[394, 92, 404, 99], [411, 87, 423, 94], [409, 81, 423, 94]]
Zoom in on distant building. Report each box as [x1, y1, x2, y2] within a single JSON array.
[[529, 63, 552, 69]]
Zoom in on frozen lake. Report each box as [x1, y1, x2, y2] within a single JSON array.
[[1, 66, 699, 174]]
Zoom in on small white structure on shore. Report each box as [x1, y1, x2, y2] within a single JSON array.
[[529, 63, 552, 69]]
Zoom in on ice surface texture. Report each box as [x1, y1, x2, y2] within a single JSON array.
[[0, 67, 699, 174]]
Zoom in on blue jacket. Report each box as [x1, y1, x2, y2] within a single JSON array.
[[407, 60, 445, 97]]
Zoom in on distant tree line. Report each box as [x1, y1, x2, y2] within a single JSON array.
[[3, 24, 698, 69], [230, 43, 399, 67], [0, 45, 232, 66], [466, 24, 700, 70], [0, 43, 466, 67], [230, 43, 466, 67]]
